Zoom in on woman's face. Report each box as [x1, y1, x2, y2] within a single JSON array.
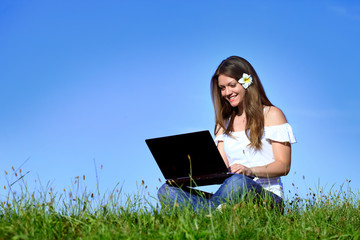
[[218, 74, 245, 108]]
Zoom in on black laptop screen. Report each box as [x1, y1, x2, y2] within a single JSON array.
[[145, 131, 228, 180]]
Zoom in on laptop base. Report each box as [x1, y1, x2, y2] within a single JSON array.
[[166, 173, 234, 187]]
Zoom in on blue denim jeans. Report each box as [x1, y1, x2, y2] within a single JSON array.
[[157, 174, 283, 212]]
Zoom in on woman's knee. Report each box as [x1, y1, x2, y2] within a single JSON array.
[[223, 174, 259, 192], [224, 174, 250, 185], [157, 183, 171, 200], [157, 183, 187, 202]]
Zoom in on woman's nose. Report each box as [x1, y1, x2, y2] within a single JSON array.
[[224, 87, 231, 96]]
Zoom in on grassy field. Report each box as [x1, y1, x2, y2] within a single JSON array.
[[1, 174, 359, 239]]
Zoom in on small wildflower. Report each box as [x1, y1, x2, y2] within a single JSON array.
[[83, 175, 85, 180], [233, 203, 242, 211], [101, 165, 103, 170], [75, 176, 79, 179], [19, 169, 22, 174], [3, 186, 6, 190], [4, 171, 7, 175], [142, 180, 145, 185], [303, 176, 305, 180], [11, 166, 14, 171], [15, 173, 17, 177], [91, 193, 94, 198]]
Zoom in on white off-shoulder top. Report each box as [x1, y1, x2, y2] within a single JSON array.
[[214, 123, 296, 198]]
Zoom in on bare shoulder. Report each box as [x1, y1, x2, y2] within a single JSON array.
[[264, 106, 288, 126], [215, 124, 225, 136]]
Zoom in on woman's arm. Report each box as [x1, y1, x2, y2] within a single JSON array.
[[215, 125, 230, 168], [230, 106, 292, 177], [249, 140, 291, 177]]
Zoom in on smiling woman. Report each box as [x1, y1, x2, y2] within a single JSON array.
[[157, 56, 296, 212]]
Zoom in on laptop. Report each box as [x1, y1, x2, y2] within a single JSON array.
[[145, 130, 234, 186]]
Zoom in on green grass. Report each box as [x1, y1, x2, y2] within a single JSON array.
[[1, 175, 360, 239]]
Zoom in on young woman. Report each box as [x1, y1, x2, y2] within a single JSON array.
[[158, 56, 296, 211]]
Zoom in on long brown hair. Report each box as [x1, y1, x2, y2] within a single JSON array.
[[211, 56, 273, 150]]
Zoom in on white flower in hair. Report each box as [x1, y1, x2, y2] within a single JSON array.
[[238, 73, 253, 89]]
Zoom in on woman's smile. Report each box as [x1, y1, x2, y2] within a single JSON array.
[[228, 94, 238, 101]]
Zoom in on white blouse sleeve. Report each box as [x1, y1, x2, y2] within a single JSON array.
[[264, 123, 296, 144], [214, 134, 224, 146]]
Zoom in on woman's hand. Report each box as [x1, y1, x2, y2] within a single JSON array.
[[229, 164, 253, 176]]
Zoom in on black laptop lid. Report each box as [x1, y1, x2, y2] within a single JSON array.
[[145, 130, 228, 180]]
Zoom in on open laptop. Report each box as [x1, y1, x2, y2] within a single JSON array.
[[145, 130, 234, 187]]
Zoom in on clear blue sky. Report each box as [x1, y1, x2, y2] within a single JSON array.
[[1, 0, 359, 202]]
